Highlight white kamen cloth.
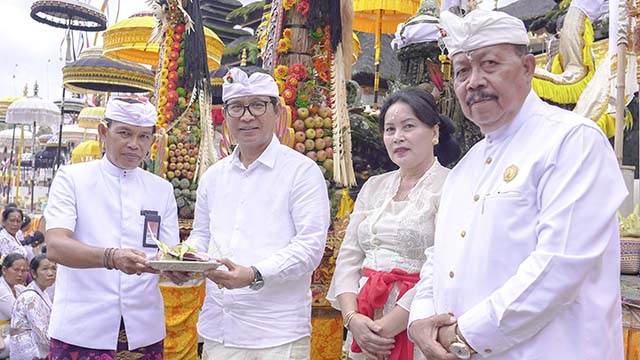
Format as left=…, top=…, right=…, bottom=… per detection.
left=440, top=9, right=529, bottom=57
left=391, top=15, right=440, bottom=49
left=409, top=91, right=627, bottom=359
left=10, top=282, right=52, bottom=360
left=187, top=135, right=330, bottom=349
left=45, top=157, right=179, bottom=350
left=327, top=160, right=449, bottom=360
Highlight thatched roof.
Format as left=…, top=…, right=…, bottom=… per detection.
left=352, top=32, right=399, bottom=89
left=498, top=0, right=557, bottom=22
left=226, top=1, right=264, bottom=29
left=200, top=0, right=250, bottom=44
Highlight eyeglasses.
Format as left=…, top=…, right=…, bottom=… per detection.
left=224, top=101, right=271, bottom=118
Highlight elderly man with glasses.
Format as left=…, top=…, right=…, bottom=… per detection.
left=181, top=67, right=330, bottom=359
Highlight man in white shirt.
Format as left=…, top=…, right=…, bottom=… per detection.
left=184, top=67, right=330, bottom=359
left=45, top=97, right=179, bottom=359
left=408, top=9, right=627, bottom=360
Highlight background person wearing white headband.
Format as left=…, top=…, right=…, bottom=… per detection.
left=408, top=9, right=627, bottom=360
left=45, top=96, right=179, bottom=359
left=181, top=67, right=330, bottom=359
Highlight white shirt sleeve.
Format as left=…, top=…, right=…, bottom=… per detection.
left=254, top=162, right=330, bottom=285
left=160, top=183, right=180, bottom=246
left=44, top=167, right=77, bottom=231
left=408, top=245, right=436, bottom=331
left=457, top=126, right=628, bottom=355
left=186, top=170, right=213, bottom=254
left=325, top=181, right=371, bottom=309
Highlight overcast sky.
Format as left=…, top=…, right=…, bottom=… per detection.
left=0, top=0, right=514, bottom=101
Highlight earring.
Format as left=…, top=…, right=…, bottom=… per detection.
left=432, top=138, right=439, bottom=145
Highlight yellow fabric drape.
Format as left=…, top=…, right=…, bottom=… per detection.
left=310, top=310, right=343, bottom=360
left=160, top=282, right=206, bottom=360
left=336, top=189, right=355, bottom=219
left=532, top=18, right=595, bottom=104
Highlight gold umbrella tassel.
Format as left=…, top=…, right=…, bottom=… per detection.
left=331, top=43, right=356, bottom=187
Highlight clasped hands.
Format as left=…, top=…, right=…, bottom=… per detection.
left=348, top=314, right=396, bottom=360
left=408, top=313, right=461, bottom=360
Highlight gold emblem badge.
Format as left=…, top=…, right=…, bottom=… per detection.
left=503, top=165, right=518, bottom=182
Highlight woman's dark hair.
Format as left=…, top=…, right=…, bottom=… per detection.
left=21, top=215, right=31, bottom=231
left=2, top=253, right=27, bottom=270
left=22, top=231, right=44, bottom=247
left=378, top=87, right=461, bottom=166
left=30, top=254, right=48, bottom=274
left=2, top=207, right=23, bottom=223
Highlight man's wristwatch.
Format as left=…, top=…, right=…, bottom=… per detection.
left=449, top=324, right=476, bottom=359
left=248, top=266, right=264, bottom=290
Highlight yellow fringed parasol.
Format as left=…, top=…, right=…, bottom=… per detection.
left=71, top=140, right=101, bottom=164
left=63, top=47, right=156, bottom=94
left=353, top=0, right=420, bottom=107
left=77, top=106, right=104, bottom=129
left=0, top=97, right=26, bottom=121
left=352, top=32, right=362, bottom=63
left=102, top=14, right=224, bottom=69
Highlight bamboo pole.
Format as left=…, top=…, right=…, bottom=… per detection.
left=615, top=0, right=629, bottom=164
left=15, top=125, right=23, bottom=203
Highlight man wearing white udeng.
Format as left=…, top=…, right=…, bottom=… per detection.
left=408, top=9, right=627, bottom=360
left=186, top=67, right=330, bottom=360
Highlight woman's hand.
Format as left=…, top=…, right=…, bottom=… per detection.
left=349, top=314, right=395, bottom=360
left=372, top=305, right=410, bottom=339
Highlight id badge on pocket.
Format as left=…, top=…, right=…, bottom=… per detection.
left=141, top=210, right=161, bottom=248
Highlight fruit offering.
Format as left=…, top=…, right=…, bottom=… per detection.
left=292, top=105, right=334, bottom=177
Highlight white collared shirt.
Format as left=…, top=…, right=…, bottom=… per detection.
left=409, top=91, right=627, bottom=359
left=45, top=157, right=179, bottom=350
left=188, top=135, right=330, bottom=348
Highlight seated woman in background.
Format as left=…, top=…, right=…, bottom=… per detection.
left=0, top=253, right=28, bottom=357
left=10, top=255, right=56, bottom=360
left=0, top=208, right=27, bottom=258
left=327, top=87, right=461, bottom=360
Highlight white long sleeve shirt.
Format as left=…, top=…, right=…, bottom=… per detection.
left=409, top=91, right=627, bottom=359
left=45, top=157, right=179, bottom=350
left=187, top=135, right=330, bottom=349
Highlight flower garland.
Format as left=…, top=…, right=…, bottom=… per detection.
left=277, top=28, right=293, bottom=53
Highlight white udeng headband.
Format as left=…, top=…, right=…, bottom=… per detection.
left=105, top=97, right=157, bottom=127
left=222, top=68, right=279, bottom=102
left=440, top=9, right=529, bottom=57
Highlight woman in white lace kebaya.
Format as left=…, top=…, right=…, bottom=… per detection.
left=10, top=255, right=56, bottom=360
left=0, top=207, right=27, bottom=258
left=0, top=253, right=28, bottom=357
left=327, top=87, right=461, bottom=360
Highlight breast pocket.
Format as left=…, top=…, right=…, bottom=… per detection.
left=479, top=191, right=538, bottom=271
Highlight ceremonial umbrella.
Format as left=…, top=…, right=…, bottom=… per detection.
left=59, top=124, right=98, bottom=144
left=30, top=0, right=107, bottom=173
left=0, top=97, right=26, bottom=121
left=102, top=14, right=224, bottom=69
left=77, top=106, right=104, bottom=129
left=30, top=0, right=107, bottom=32
left=63, top=47, right=155, bottom=94
left=71, top=140, right=100, bottom=164
left=6, top=97, right=60, bottom=209
left=353, top=0, right=420, bottom=107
